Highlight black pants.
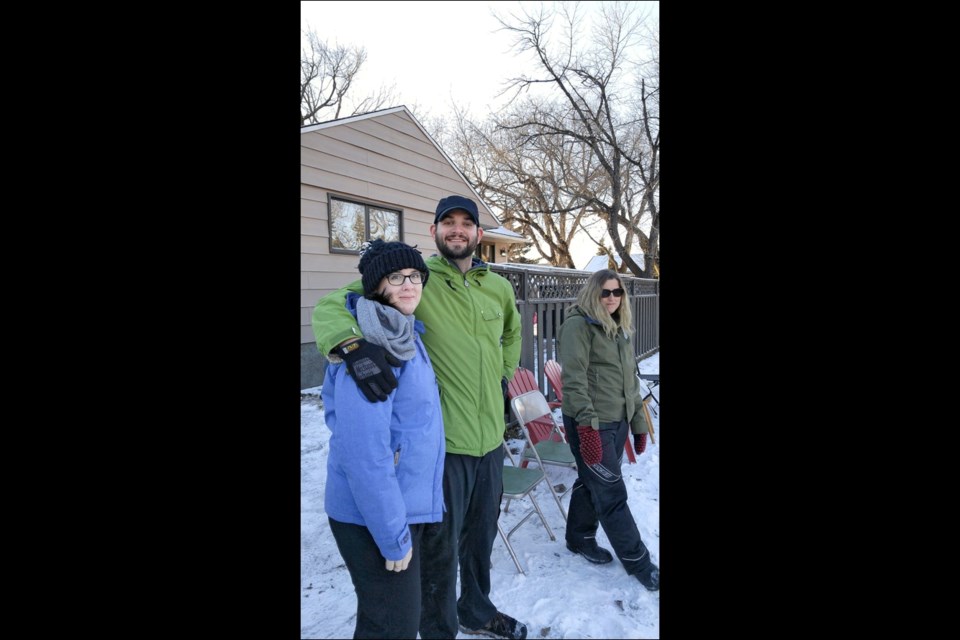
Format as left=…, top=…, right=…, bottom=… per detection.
left=419, top=448, right=504, bottom=638
left=329, top=518, right=426, bottom=639
left=563, top=415, right=652, bottom=576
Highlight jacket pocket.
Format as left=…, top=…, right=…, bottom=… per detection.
left=480, top=308, right=504, bottom=322
left=392, top=437, right=407, bottom=466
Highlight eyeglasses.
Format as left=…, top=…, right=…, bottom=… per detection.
left=600, top=288, right=624, bottom=298
left=386, top=272, right=425, bottom=286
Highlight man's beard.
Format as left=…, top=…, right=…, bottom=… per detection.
left=435, top=232, right=478, bottom=261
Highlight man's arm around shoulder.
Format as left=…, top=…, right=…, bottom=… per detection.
left=311, top=281, right=364, bottom=355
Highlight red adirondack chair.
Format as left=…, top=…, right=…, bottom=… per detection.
left=543, top=359, right=564, bottom=405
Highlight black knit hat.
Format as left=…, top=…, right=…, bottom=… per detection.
left=358, top=239, right=429, bottom=294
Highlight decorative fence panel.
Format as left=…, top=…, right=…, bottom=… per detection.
left=490, top=264, right=659, bottom=396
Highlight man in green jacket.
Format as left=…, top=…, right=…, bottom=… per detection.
left=312, top=195, right=526, bottom=640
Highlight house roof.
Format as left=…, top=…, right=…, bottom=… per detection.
left=481, top=225, right=529, bottom=245
left=301, top=106, right=503, bottom=230
left=581, top=252, right=645, bottom=272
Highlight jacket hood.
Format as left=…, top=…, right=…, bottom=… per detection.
left=427, top=254, right=491, bottom=277
left=566, top=304, right=602, bottom=326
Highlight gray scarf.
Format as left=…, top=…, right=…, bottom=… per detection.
left=355, top=297, right=417, bottom=362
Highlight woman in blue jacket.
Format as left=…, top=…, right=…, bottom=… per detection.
left=322, top=239, right=445, bottom=639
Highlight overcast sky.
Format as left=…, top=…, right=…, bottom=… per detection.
left=300, top=1, right=659, bottom=121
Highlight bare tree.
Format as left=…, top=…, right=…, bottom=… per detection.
left=491, top=1, right=659, bottom=277
left=445, top=100, right=601, bottom=268
left=300, top=29, right=399, bottom=126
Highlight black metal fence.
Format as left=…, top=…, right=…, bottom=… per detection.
left=490, top=263, right=660, bottom=395
left=302, top=263, right=660, bottom=391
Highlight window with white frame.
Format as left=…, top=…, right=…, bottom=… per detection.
left=328, top=196, right=402, bottom=252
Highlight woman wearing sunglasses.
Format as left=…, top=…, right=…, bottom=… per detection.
left=556, top=268, right=659, bottom=592
left=322, top=239, right=447, bottom=638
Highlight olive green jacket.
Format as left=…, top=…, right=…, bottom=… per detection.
left=556, top=305, right=649, bottom=435
left=312, top=255, right=521, bottom=457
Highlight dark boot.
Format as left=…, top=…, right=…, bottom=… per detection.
left=635, top=563, right=659, bottom=591
left=459, top=611, right=527, bottom=640
left=566, top=540, right=613, bottom=564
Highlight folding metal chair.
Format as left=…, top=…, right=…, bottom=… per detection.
left=636, top=365, right=659, bottom=444
left=498, top=440, right=556, bottom=575
left=635, top=385, right=657, bottom=445
left=505, top=367, right=559, bottom=433
left=638, top=373, right=660, bottom=417
left=509, top=390, right=577, bottom=521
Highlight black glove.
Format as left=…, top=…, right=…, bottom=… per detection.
left=502, top=377, right=510, bottom=413
left=337, top=339, right=400, bottom=402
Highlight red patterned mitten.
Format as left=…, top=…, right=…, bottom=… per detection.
left=576, top=426, right=603, bottom=465
left=633, top=432, right=647, bottom=455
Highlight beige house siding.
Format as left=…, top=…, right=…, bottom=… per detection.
left=301, top=107, right=512, bottom=383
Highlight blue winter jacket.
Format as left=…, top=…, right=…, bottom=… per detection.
left=323, top=293, right=445, bottom=562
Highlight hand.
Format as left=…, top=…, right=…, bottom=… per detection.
left=501, top=377, right=509, bottom=398
left=633, top=432, right=648, bottom=455
left=385, top=547, right=413, bottom=572
left=337, top=339, right=401, bottom=402
left=576, top=426, right=603, bottom=466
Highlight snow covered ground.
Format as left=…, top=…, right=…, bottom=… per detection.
left=301, top=354, right=660, bottom=639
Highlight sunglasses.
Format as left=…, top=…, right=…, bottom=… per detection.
left=600, top=288, right=624, bottom=298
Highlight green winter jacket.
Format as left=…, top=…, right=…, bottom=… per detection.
left=556, top=305, right=649, bottom=435
left=312, top=255, right=521, bottom=457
